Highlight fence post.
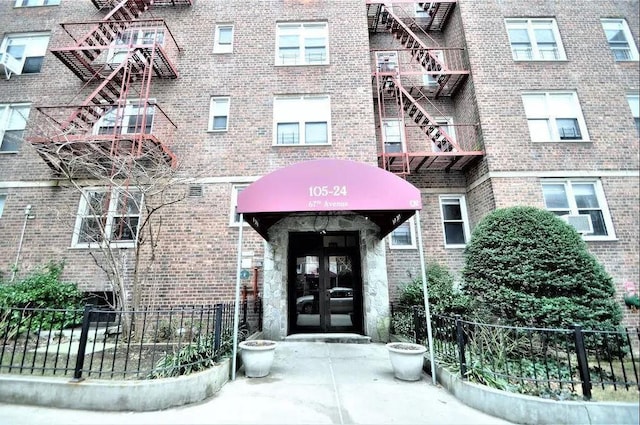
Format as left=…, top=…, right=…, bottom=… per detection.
left=213, top=303, right=223, bottom=352
left=455, top=315, right=467, bottom=379
left=412, top=306, right=419, bottom=343
left=72, top=305, right=92, bottom=381
left=573, top=324, right=592, bottom=400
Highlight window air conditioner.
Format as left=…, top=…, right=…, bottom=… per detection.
left=561, top=214, right=593, bottom=234
left=0, top=51, right=23, bottom=80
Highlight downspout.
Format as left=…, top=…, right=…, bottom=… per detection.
left=415, top=210, right=436, bottom=385
left=231, top=212, right=244, bottom=380
left=11, top=204, right=34, bottom=282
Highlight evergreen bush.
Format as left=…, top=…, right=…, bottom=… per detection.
left=462, top=206, right=622, bottom=331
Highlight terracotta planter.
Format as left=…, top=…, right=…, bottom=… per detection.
left=238, top=340, right=277, bottom=378
left=386, top=342, right=427, bottom=381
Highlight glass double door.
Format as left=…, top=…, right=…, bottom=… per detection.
left=289, top=232, right=363, bottom=334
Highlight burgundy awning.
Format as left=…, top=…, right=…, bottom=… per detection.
left=237, top=159, right=422, bottom=240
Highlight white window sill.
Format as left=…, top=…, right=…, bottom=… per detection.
left=389, top=245, right=417, bottom=250
left=69, top=243, right=136, bottom=249
left=207, top=129, right=228, bottom=133
left=0, top=151, right=19, bottom=154
left=272, top=143, right=331, bottom=147
left=613, top=58, right=639, bottom=62
left=531, top=139, right=591, bottom=143
left=275, top=63, right=330, bottom=67
left=513, top=59, right=568, bottom=62
left=583, top=236, right=618, bottom=242
left=444, top=244, right=467, bottom=249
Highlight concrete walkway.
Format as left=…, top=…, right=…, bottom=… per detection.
left=0, top=342, right=514, bottom=424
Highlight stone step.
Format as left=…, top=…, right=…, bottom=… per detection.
left=284, top=333, right=371, bottom=344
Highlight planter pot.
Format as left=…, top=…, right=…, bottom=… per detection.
left=238, top=340, right=277, bottom=378
left=386, top=342, right=427, bottom=381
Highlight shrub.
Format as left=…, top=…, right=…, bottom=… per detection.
left=397, top=263, right=470, bottom=316
left=0, top=261, right=83, bottom=333
left=462, top=207, right=622, bottom=331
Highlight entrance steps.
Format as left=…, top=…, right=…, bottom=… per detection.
left=284, top=333, right=371, bottom=344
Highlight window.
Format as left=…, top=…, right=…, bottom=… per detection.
left=522, top=92, right=589, bottom=142
left=439, top=195, right=470, bottom=247
left=214, top=24, right=234, bottom=53
left=108, top=29, right=164, bottom=64
left=209, top=97, right=230, bottom=131
left=505, top=19, right=565, bottom=60
left=601, top=19, right=639, bottom=61
left=0, top=194, right=6, bottom=218
left=276, top=22, right=328, bottom=65
left=72, top=189, right=142, bottom=247
left=542, top=179, right=615, bottom=239
left=15, top=0, right=60, bottom=6
left=0, top=33, right=50, bottom=76
left=376, top=51, right=398, bottom=73
left=94, top=100, right=154, bottom=135
left=422, top=50, right=445, bottom=86
left=627, top=94, right=639, bottom=134
left=389, top=217, right=416, bottom=249
left=382, top=119, right=404, bottom=153
left=273, top=95, right=330, bottom=145
left=230, top=184, right=248, bottom=226
left=431, top=117, right=456, bottom=152
left=0, top=103, right=30, bottom=152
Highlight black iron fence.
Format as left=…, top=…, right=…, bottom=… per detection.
left=0, top=303, right=245, bottom=380
left=412, top=307, right=640, bottom=400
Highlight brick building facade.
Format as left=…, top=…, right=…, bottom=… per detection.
left=0, top=0, right=638, bottom=341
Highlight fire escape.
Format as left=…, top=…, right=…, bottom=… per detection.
left=367, top=1, right=484, bottom=176
left=27, top=0, right=192, bottom=176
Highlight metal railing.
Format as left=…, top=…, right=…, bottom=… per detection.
left=1, top=303, right=244, bottom=380
left=411, top=308, right=640, bottom=400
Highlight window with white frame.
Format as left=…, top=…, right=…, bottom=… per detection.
left=505, top=19, right=566, bottom=61
left=209, top=97, right=230, bottom=131
left=230, top=184, right=248, bottom=226
left=0, top=194, right=6, bottom=218
left=16, top=0, right=60, bottom=7
left=0, top=33, right=50, bottom=76
left=422, top=50, right=445, bottom=86
left=522, top=92, right=589, bottom=142
left=627, top=94, right=639, bottom=134
left=214, top=24, right=234, bottom=53
left=382, top=119, right=404, bottom=153
left=601, top=19, right=639, bottom=61
left=276, top=22, right=328, bottom=65
left=274, top=95, right=330, bottom=145
left=0, top=103, right=30, bottom=153
left=107, top=29, right=165, bottom=64
left=431, top=117, right=456, bottom=152
left=542, top=179, right=615, bottom=238
left=389, top=216, right=416, bottom=249
left=94, top=100, right=154, bottom=135
left=15, top=0, right=60, bottom=6
left=439, top=195, right=470, bottom=247
left=72, top=189, right=142, bottom=247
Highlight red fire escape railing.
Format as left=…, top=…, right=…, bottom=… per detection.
left=367, top=1, right=484, bottom=175
left=27, top=0, right=188, bottom=176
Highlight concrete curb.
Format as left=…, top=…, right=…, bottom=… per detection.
left=0, top=358, right=231, bottom=412
left=428, top=361, right=639, bottom=425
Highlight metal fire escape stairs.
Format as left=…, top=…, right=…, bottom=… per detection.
left=28, top=0, right=189, bottom=176
left=368, top=1, right=482, bottom=175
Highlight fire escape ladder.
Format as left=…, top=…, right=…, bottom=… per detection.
left=70, top=0, right=151, bottom=63
left=367, top=3, right=383, bottom=33
left=60, top=60, right=131, bottom=132
left=381, top=6, right=450, bottom=96
left=394, top=80, right=460, bottom=152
